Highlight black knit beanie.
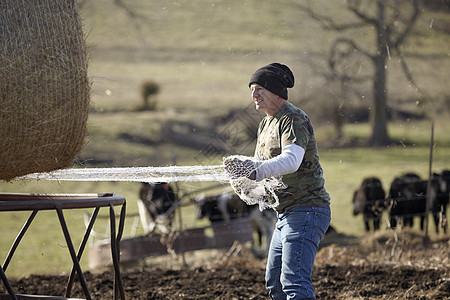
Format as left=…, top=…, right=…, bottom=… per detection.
left=248, top=63, right=295, bottom=100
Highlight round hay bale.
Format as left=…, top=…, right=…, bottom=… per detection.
left=0, top=1, right=90, bottom=181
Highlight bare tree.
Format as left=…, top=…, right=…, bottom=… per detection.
left=297, top=0, right=421, bottom=146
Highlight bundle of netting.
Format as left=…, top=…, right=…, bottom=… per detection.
left=0, top=0, right=90, bottom=181
left=223, top=155, right=285, bottom=211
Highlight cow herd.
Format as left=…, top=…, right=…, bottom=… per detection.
left=135, top=169, right=449, bottom=255
left=353, top=170, right=449, bottom=233
left=136, top=182, right=277, bottom=250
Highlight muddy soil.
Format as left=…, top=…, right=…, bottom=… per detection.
left=2, top=230, right=449, bottom=299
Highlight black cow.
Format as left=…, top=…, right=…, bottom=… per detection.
left=440, top=170, right=450, bottom=194
left=388, top=173, right=428, bottom=230
left=195, top=192, right=248, bottom=223
left=352, top=177, right=386, bottom=231
left=195, top=192, right=277, bottom=250
left=388, top=171, right=449, bottom=233
left=429, top=170, right=449, bottom=233
left=440, top=170, right=450, bottom=232
left=137, top=182, right=177, bottom=234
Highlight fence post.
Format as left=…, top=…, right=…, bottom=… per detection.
left=424, top=122, right=434, bottom=246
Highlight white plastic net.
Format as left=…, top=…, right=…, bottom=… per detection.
left=19, top=165, right=228, bottom=183
left=20, top=156, right=285, bottom=211
left=223, top=155, right=285, bottom=211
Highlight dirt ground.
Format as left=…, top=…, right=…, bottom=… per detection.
left=2, top=229, right=449, bottom=299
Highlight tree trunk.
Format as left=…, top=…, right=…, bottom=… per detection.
left=370, top=55, right=390, bottom=146
left=370, top=0, right=390, bottom=146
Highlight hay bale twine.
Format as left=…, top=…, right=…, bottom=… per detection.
left=0, top=0, right=90, bottom=181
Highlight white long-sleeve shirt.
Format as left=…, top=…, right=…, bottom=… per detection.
left=254, top=143, right=305, bottom=181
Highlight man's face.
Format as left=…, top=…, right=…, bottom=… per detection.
left=250, top=84, right=283, bottom=116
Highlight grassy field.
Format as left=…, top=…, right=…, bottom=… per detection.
left=1, top=0, right=449, bottom=278
left=1, top=120, right=449, bottom=278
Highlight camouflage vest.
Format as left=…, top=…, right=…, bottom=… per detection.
left=254, top=102, right=330, bottom=212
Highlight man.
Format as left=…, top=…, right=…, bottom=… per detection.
left=225, top=63, right=331, bottom=299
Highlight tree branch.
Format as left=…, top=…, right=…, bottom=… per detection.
left=391, top=0, right=421, bottom=49
left=111, top=0, right=151, bottom=44
left=395, top=48, right=428, bottom=97
left=330, top=37, right=374, bottom=62
left=293, top=1, right=369, bottom=31
left=114, top=0, right=139, bottom=19
left=347, top=0, right=378, bottom=25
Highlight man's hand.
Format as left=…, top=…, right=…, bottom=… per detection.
left=223, top=156, right=256, bottom=180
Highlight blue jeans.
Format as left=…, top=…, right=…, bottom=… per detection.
left=265, top=206, right=331, bottom=299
